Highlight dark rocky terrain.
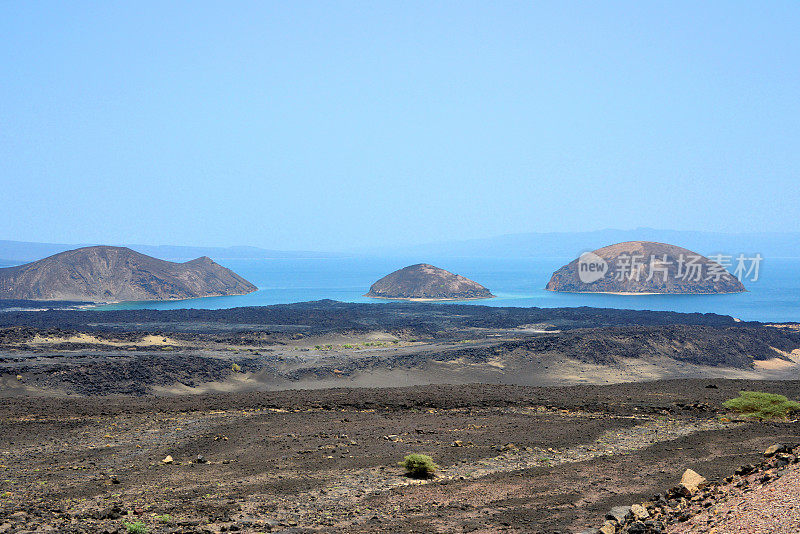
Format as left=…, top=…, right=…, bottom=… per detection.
left=0, top=246, right=257, bottom=302
left=0, top=299, right=744, bottom=331
left=579, top=439, right=800, bottom=533
left=0, top=381, right=799, bottom=533
left=546, top=241, right=746, bottom=294
left=365, top=264, right=493, bottom=300
left=2, top=322, right=799, bottom=396
left=1, top=302, right=799, bottom=532
left=0, top=301, right=797, bottom=395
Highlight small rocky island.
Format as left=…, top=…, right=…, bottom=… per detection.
left=0, top=246, right=257, bottom=302
left=546, top=241, right=746, bottom=294
left=365, top=263, right=494, bottom=300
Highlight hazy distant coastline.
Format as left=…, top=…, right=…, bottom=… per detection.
left=4, top=229, right=800, bottom=264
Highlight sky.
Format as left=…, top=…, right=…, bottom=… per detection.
left=2, top=2, right=799, bottom=251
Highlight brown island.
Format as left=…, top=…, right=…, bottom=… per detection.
left=365, top=263, right=494, bottom=301
left=0, top=245, right=257, bottom=303
left=546, top=241, right=746, bottom=294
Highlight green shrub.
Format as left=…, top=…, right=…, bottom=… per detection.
left=156, top=514, right=171, bottom=523
left=399, top=453, right=439, bottom=478
left=723, top=391, right=800, bottom=420
left=231, top=362, right=242, bottom=373
left=122, top=521, right=148, bottom=534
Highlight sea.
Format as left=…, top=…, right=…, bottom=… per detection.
left=96, top=256, right=800, bottom=323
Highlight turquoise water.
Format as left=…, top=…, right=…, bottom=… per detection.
left=97, top=257, right=800, bottom=322
left=96, top=257, right=800, bottom=322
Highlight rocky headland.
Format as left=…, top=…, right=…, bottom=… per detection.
left=0, top=246, right=257, bottom=303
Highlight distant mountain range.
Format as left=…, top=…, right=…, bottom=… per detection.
left=1, top=229, right=798, bottom=267
left=355, top=228, right=800, bottom=259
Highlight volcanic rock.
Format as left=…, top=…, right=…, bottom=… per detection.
left=764, top=444, right=790, bottom=457
left=365, top=264, right=493, bottom=300
left=679, top=468, right=707, bottom=495
left=606, top=505, right=632, bottom=523
left=630, top=503, right=649, bottom=521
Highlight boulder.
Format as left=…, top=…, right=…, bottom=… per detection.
left=764, top=444, right=790, bottom=457
left=630, top=503, right=649, bottom=521
left=605, top=505, right=631, bottom=523
left=95, top=506, right=122, bottom=520
left=735, top=464, right=756, bottom=476
left=679, top=469, right=707, bottom=495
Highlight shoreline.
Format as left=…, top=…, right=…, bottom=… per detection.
left=364, top=294, right=496, bottom=302
left=544, top=288, right=747, bottom=296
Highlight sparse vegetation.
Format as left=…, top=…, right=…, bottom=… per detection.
left=155, top=513, right=171, bottom=523
left=122, top=521, right=148, bottom=534
left=231, top=362, right=242, bottom=373
left=399, top=453, right=439, bottom=478
left=723, top=391, right=800, bottom=420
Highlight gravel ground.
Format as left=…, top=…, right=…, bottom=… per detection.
left=1, top=381, right=799, bottom=533
left=668, top=463, right=800, bottom=534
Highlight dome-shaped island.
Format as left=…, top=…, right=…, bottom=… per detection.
left=546, top=241, right=746, bottom=294
left=365, top=263, right=494, bottom=301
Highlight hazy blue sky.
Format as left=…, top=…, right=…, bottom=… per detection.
left=2, top=2, right=799, bottom=250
